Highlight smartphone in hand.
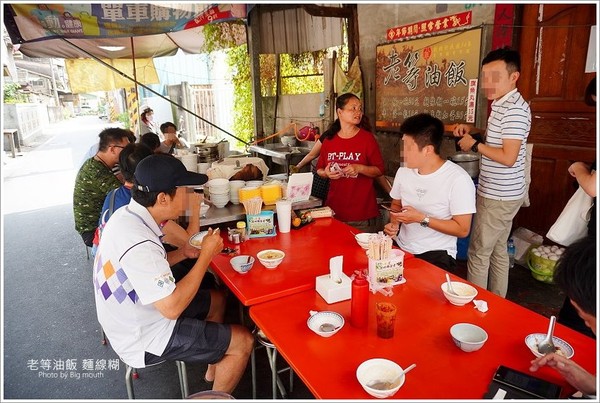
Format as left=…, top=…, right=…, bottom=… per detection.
left=380, top=202, right=404, bottom=213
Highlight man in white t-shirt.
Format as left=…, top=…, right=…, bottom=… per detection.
left=93, top=154, right=253, bottom=394
left=383, top=113, right=476, bottom=272
left=453, top=47, right=531, bottom=297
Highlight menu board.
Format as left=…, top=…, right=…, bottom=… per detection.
left=376, top=28, right=482, bottom=131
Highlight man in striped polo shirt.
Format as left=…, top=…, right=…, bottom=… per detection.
left=453, top=47, right=531, bottom=297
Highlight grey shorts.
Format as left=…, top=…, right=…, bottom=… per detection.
left=145, top=290, right=231, bottom=365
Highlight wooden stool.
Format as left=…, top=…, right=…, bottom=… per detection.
left=3, top=129, right=21, bottom=158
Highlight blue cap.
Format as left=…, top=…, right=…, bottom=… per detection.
left=134, top=154, right=207, bottom=192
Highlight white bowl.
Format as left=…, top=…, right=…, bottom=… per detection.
left=189, top=231, right=208, bottom=249
left=307, top=310, right=344, bottom=337
left=230, top=255, right=255, bottom=274
left=524, top=333, right=574, bottom=359
left=355, top=233, right=376, bottom=250
left=229, top=180, right=246, bottom=189
left=356, top=358, right=405, bottom=398
left=205, top=178, right=230, bottom=189
left=257, top=249, right=285, bottom=269
left=441, top=281, right=478, bottom=306
left=450, top=323, right=488, bottom=352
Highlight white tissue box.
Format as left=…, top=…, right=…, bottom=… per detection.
left=316, top=273, right=351, bottom=304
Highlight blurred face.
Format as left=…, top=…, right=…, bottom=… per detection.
left=338, top=97, right=363, bottom=126
left=164, top=126, right=177, bottom=135
left=481, top=60, right=519, bottom=101
left=107, top=137, right=129, bottom=165
left=165, top=187, right=189, bottom=219
left=402, top=134, right=426, bottom=169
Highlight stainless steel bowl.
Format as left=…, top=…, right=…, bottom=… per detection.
left=450, top=152, right=480, bottom=178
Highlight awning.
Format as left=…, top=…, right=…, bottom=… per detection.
left=3, top=3, right=249, bottom=59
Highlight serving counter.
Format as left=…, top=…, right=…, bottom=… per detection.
left=199, top=196, right=322, bottom=228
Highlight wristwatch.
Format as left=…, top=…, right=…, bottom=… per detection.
left=471, top=140, right=481, bottom=153
left=420, top=215, right=430, bottom=228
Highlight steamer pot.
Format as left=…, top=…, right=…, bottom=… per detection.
left=450, top=152, right=480, bottom=178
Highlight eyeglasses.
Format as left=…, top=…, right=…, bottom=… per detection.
left=111, top=145, right=125, bottom=149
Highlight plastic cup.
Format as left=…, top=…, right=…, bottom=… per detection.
left=376, top=302, right=397, bottom=339
left=275, top=199, right=292, bottom=233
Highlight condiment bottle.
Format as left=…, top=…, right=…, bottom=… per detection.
left=351, top=272, right=369, bottom=328
left=236, top=221, right=246, bottom=242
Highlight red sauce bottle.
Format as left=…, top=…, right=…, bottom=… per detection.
left=351, top=273, right=369, bottom=328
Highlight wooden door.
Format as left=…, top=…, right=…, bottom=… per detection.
left=514, top=4, right=596, bottom=235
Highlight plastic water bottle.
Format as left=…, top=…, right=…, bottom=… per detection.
left=507, top=238, right=516, bottom=268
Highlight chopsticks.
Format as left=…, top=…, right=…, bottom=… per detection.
left=242, top=197, right=263, bottom=215
left=367, top=232, right=393, bottom=260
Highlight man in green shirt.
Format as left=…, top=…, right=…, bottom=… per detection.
left=73, top=127, right=132, bottom=247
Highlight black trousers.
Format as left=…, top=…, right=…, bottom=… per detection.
left=81, top=231, right=95, bottom=248
left=414, top=250, right=457, bottom=273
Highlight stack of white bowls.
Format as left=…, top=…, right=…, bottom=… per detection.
left=205, top=178, right=230, bottom=208
left=197, top=162, right=211, bottom=174
left=229, top=180, right=246, bottom=205
left=180, top=154, right=199, bottom=172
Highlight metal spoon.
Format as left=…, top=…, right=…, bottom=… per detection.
left=445, top=273, right=459, bottom=296
left=367, top=363, right=416, bottom=390
left=537, top=315, right=557, bottom=354
left=319, top=323, right=340, bottom=332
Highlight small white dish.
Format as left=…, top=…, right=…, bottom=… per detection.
left=355, top=233, right=376, bottom=250
left=230, top=255, right=254, bottom=274
left=525, top=333, right=574, bottom=359
left=307, top=310, right=344, bottom=337
left=189, top=231, right=208, bottom=249
left=441, top=281, right=478, bottom=306
left=256, top=249, right=285, bottom=269
left=450, top=323, right=488, bottom=352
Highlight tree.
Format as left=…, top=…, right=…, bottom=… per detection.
left=3, top=82, right=28, bottom=104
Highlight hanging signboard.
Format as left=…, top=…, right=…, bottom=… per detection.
left=375, top=28, right=483, bottom=131
left=8, top=3, right=250, bottom=40
left=386, top=11, right=472, bottom=42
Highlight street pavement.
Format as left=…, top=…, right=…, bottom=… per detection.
left=1, top=116, right=304, bottom=400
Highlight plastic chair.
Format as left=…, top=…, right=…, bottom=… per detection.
left=124, top=360, right=189, bottom=399
left=251, top=327, right=293, bottom=399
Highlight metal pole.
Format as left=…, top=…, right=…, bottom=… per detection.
left=48, top=58, right=60, bottom=106
left=131, top=37, right=140, bottom=136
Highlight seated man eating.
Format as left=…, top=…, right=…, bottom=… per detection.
left=93, top=154, right=253, bottom=393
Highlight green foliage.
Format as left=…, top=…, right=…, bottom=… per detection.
left=202, top=21, right=255, bottom=146
left=200, top=20, right=348, bottom=145
left=117, top=112, right=130, bottom=129
left=3, top=82, right=28, bottom=103
left=228, top=44, right=254, bottom=147
left=280, top=51, right=326, bottom=94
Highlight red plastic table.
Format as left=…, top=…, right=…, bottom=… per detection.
left=249, top=258, right=597, bottom=399
left=209, top=218, right=392, bottom=306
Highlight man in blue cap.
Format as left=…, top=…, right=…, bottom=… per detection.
left=93, top=154, right=253, bottom=394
